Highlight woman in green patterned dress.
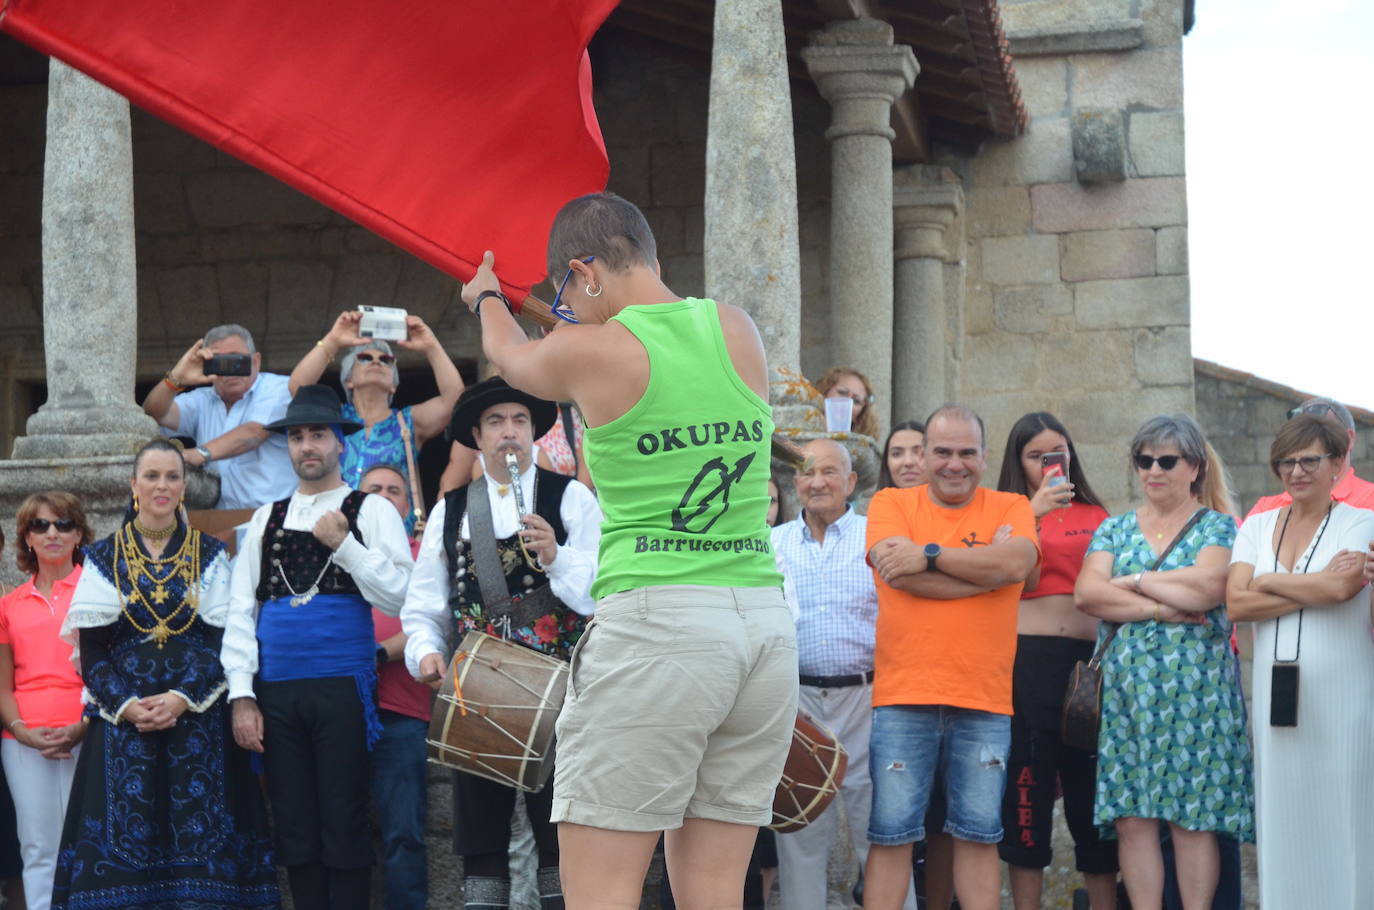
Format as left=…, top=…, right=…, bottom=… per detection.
left=1073, top=414, right=1254, bottom=910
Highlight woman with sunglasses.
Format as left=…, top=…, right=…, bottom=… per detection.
left=51, top=438, right=279, bottom=910
left=291, top=310, right=465, bottom=510
left=1074, top=414, right=1253, bottom=910
left=994, top=413, right=1118, bottom=910
left=0, top=492, right=92, bottom=910
left=1225, top=415, right=1374, bottom=907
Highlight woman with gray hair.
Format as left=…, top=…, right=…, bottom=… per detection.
left=290, top=310, right=465, bottom=523
left=1073, top=413, right=1254, bottom=910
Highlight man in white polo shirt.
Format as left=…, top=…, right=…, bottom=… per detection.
left=142, top=323, right=296, bottom=509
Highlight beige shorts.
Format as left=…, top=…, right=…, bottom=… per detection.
left=550, top=584, right=798, bottom=831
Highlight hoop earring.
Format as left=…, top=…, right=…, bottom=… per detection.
left=133, top=493, right=140, bottom=514
left=586, top=284, right=603, bottom=298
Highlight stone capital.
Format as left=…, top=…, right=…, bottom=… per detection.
left=802, top=19, right=918, bottom=142
left=893, top=182, right=963, bottom=262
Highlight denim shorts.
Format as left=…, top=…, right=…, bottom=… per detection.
left=867, top=705, right=1011, bottom=845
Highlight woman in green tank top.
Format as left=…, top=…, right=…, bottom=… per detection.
left=457, top=192, right=798, bottom=910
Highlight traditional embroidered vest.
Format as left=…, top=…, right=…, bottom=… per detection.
left=255, top=490, right=368, bottom=602
left=441, top=468, right=583, bottom=658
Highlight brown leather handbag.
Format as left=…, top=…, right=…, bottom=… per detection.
left=1060, top=508, right=1208, bottom=752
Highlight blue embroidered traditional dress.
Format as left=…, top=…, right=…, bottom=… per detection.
left=52, top=524, right=279, bottom=910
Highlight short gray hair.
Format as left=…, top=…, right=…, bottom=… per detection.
left=1130, top=413, right=1208, bottom=495
left=339, top=340, right=401, bottom=405
left=204, top=324, right=256, bottom=354
left=803, top=437, right=852, bottom=474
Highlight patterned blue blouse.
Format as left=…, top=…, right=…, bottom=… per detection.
left=340, top=403, right=417, bottom=530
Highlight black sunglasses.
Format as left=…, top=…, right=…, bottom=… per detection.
left=355, top=352, right=395, bottom=365
left=29, top=517, right=78, bottom=534
left=1133, top=454, right=1184, bottom=471
left=1286, top=403, right=1337, bottom=421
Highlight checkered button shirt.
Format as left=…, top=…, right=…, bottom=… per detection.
left=771, top=507, right=877, bottom=677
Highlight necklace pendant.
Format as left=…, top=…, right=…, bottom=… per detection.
left=150, top=585, right=169, bottom=605
left=291, top=584, right=320, bottom=608
left=151, top=623, right=170, bottom=647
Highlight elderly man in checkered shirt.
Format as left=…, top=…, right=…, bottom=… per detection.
left=771, top=438, right=916, bottom=910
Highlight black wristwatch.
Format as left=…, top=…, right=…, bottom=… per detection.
left=376, top=645, right=388, bottom=667
left=923, top=543, right=941, bottom=571
left=473, top=290, right=512, bottom=316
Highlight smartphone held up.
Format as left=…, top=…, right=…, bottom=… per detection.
left=1041, top=451, right=1070, bottom=488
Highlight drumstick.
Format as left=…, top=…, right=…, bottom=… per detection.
left=516, top=292, right=805, bottom=471
left=416, top=671, right=442, bottom=684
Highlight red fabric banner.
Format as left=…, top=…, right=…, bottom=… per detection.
left=1, top=0, right=617, bottom=303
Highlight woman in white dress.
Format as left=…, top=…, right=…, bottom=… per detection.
left=1226, top=414, right=1374, bottom=908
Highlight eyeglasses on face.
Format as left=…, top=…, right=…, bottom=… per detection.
left=1133, top=453, right=1184, bottom=471
left=551, top=256, right=595, bottom=324
left=1272, top=453, right=1333, bottom=475
left=355, top=352, right=395, bottom=365
left=28, top=517, right=78, bottom=534
left=1287, top=403, right=1335, bottom=421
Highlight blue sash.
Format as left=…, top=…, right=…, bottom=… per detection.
left=258, top=593, right=382, bottom=748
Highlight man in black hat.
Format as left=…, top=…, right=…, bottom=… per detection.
left=221, top=384, right=414, bottom=910
left=401, top=377, right=602, bottom=910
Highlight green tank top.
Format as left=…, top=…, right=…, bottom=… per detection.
left=584, top=298, right=781, bottom=599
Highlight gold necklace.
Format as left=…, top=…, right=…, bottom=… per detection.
left=133, top=518, right=175, bottom=540
left=113, top=525, right=202, bottom=647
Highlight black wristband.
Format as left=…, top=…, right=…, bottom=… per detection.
left=473, top=290, right=511, bottom=316
left=376, top=645, right=388, bottom=666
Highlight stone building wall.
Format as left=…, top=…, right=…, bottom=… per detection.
left=934, top=0, right=1195, bottom=512
left=1195, top=358, right=1374, bottom=516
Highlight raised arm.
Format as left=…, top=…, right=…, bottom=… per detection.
left=398, top=315, right=465, bottom=445
left=143, top=340, right=210, bottom=428
left=290, top=311, right=365, bottom=396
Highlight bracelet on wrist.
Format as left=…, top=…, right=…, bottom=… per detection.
left=8, top=719, right=25, bottom=732
left=473, top=290, right=512, bottom=316
left=1133, top=571, right=1144, bottom=594
left=315, top=339, right=336, bottom=359
left=162, top=372, right=186, bottom=393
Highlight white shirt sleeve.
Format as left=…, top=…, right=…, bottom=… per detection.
left=240, top=372, right=292, bottom=427
left=1230, top=511, right=1261, bottom=567
left=220, top=503, right=273, bottom=700
left=545, top=480, right=603, bottom=616
left=402, top=499, right=454, bottom=676
left=334, top=494, right=415, bottom=616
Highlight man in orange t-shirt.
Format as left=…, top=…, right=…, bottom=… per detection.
left=861, top=406, right=1039, bottom=910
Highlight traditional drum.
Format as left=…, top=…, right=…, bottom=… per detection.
left=770, top=713, right=848, bottom=833
left=426, top=630, right=569, bottom=792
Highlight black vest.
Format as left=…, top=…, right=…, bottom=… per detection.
left=255, top=490, right=368, bottom=602
left=441, top=468, right=573, bottom=615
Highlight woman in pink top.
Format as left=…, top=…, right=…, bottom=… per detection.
left=0, top=491, right=91, bottom=910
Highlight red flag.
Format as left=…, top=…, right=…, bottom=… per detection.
left=1, top=0, right=616, bottom=304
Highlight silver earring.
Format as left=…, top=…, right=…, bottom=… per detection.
left=586, top=284, right=602, bottom=298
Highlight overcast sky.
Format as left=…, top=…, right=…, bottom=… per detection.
left=1185, top=0, right=1374, bottom=410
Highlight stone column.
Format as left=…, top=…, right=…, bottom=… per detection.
left=703, top=0, right=801, bottom=377
left=12, top=60, right=156, bottom=459
left=892, top=169, right=962, bottom=425
left=802, top=19, right=917, bottom=437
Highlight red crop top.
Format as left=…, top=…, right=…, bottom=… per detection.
left=1027, top=500, right=1109, bottom=598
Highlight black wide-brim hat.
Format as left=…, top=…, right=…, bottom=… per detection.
left=265, top=384, right=364, bottom=434
left=448, top=377, right=558, bottom=450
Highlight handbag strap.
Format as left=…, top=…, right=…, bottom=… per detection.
left=1089, top=507, right=1210, bottom=669
left=397, top=409, right=426, bottom=531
